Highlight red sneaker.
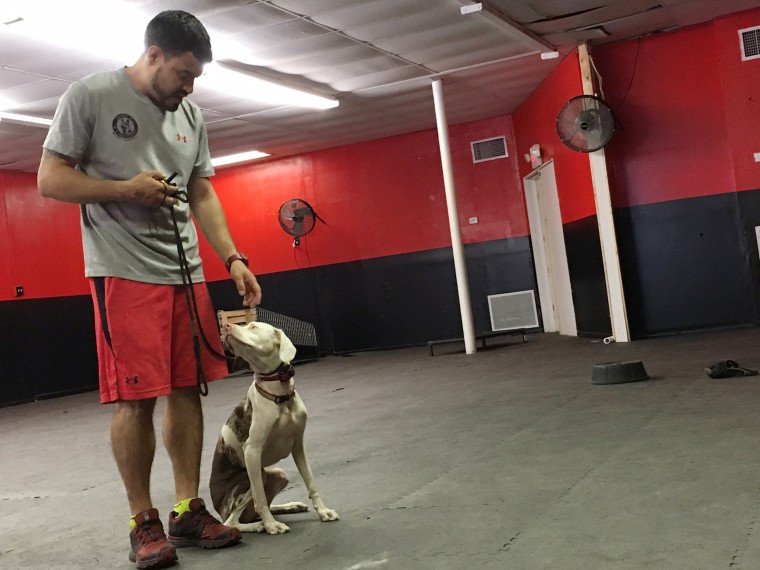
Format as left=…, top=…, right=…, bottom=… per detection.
left=168, top=498, right=242, bottom=549
left=128, top=508, right=178, bottom=569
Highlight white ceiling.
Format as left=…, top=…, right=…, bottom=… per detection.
left=0, top=0, right=756, bottom=172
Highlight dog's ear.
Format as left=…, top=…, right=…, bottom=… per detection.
left=276, top=328, right=297, bottom=364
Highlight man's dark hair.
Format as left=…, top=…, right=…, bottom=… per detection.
left=144, top=11, right=212, bottom=63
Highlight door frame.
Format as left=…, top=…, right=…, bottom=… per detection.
left=523, top=160, right=577, bottom=336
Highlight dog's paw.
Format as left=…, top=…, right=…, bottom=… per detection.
left=272, top=501, right=309, bottom=514
left=316, top=507, right=339, bottom=522
left=261, top=520, right=291, bottom=534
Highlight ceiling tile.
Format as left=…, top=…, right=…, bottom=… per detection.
left=346, top=6, right=463, bottom=43
left=202, top=2, right=298, bottom=35
left=0, top=79, right=68, bottom=112
left=228, top=16, right=331, bottom=56
left=268, top=0, right=359, bottom=16
left=528, top=0, right=665, bottom=34
left=0, top=68, right=44, bottom=91
left=0, top=0, right=756, bottom=172
left=310, top=0, right=450, bottom=30
left=665, top=0, right=760, bottom=26
left=331, top=65, right=429, bottom=93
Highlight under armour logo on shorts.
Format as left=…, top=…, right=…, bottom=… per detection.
left=125, top=375, right=139, bottom=385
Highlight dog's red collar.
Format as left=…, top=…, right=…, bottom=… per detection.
left=255, top=382, right=295, bottom=404
left=255, top=365, right=295, bottom=383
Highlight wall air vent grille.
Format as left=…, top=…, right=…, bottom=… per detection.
left=471, top=136, right=507, bottom=163
left=488, top=290, right=539, bottom=331
left=739, top=26, right=760, bottom=61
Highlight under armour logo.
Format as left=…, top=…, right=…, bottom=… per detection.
left=125, top=375, right=139, bottom=385
left=177, top=134, right=187, bottom=143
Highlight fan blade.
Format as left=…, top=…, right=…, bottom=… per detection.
left=301, top=215, right=315, bottom=235
left=292, top=206, right=313, bottom=217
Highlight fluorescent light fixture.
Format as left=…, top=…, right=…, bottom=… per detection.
left=0, top=112, right=53, bottom=127
left=202, top=62, right=338, bottom=110
left=211, top=150, right=270, bottom=168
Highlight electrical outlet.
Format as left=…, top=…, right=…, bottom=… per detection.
left=469, top=216, right=479, bottom=224
left=15, top=285, right=23, bottom=297
left=754, top=152, right=760, bottom=163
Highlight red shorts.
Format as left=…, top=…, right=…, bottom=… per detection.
left=90, top=277, right=229, bottom=403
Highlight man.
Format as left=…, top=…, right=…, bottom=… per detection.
left=37, top=11, right=257, bottom=569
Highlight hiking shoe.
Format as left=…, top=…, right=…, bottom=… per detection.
left=168, top=498, right=242, bottom=549
left=129, top=508, right=178, bottom=569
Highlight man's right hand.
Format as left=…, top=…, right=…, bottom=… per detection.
left=124, top=170, right=178, bottom=208
left=38, top=153, right=179, bottom=207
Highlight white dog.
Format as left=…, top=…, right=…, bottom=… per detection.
left=210, top=321, right=339, bottom=534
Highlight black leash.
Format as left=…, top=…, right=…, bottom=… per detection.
left=163, top=173, right=231, bottom=396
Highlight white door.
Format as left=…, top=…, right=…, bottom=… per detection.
left=523, top=161, right=577, bottom=336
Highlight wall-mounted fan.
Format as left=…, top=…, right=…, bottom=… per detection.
left=556, top=95, right=616, bottom=153
left=277, top=199, right=323, bottom=246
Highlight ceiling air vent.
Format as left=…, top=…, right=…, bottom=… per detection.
left=471, top=136, right=507, bottom=163
left=739, top=26, right=760, bottom=61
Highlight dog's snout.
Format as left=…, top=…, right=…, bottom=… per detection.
left=221, top=323, right=233, bottom=347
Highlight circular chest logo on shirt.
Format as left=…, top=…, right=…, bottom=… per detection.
left=112, top=114, right=138, bottom=140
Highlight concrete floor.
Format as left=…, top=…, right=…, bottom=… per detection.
left=4, top=329, right=760, bottom=569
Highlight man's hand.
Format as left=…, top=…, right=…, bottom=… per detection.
left=38, top=153, right=173, bottom=206
left=124, top=170, right=177, bottom=208
left=230, top=262, right=262, bottom=307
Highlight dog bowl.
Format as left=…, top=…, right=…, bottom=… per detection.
left=592, top=360, right=649, bottom=385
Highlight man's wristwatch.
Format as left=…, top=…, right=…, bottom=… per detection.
left=225, top=252, right=249, bottom=272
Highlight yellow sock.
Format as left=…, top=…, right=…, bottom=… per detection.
left=173, top=498, right=194, bottom=517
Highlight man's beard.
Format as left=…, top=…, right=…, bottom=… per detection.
left=150, top=80, right=183, bottom=112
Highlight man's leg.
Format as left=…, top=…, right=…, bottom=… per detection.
left=163, top=386, right=203, bottom=501
left=111, top=398, right=157, bottom=514
left=163, top=385, right=242, bottom=549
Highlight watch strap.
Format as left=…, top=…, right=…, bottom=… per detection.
left=225, top=252, right=249, bottom=272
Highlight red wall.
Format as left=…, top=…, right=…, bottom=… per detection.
left=1, top=113, right=528, bottom=299
left=594, top=10, right=760, bottom=208
left=0, top=171, right=86, bottom=301
left=201, top=114, right=527, bottom=281
left=715, top=9, right=760, bottom=193
left=512, top=52, right=597, bottom=224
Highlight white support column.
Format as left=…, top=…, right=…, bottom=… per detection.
left=578, top=43, right=630, bottom=343
left=431, top=78, right=476, bottom=354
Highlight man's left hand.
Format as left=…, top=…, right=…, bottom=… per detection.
left=230, top=263, right=262, bottom=307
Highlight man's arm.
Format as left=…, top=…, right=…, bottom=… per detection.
left=189, top=176, right=262, bottom=306
left=37, top=148, right=177, bottom=208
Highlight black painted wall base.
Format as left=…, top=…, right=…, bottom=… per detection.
left=209, top=237, right=539, bottom=354
left=615, top=192, right=756, bottom=338
left=2, top=237, right=539, bottom=406
left=0, top=296, right=98, bottom=407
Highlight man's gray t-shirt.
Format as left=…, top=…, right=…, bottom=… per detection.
left=43, top=68, right=215, bottom=284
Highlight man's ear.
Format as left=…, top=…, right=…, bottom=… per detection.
left=276, top=328, right=297, bottom=364
left=146, top=45, right=164, bottom=65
